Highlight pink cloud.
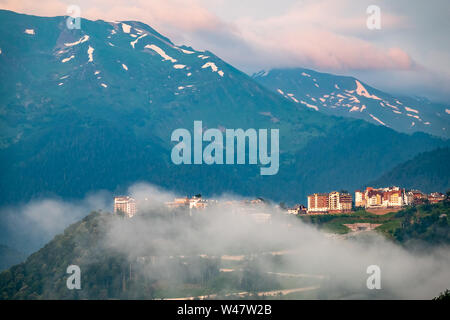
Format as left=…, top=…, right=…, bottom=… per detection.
left=0, top=0, right=221, bottom=33
left=0, top=0, right=66, bottom=16
left=0, top=0, right=413, bottom=71
left=229, top=0, right=413, bottom=71
left=82, top=0, right=221, bottom=33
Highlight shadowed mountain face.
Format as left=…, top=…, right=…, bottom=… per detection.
left=253, top=68, right=450, bottom=138
left=0, top=9, right=448, bottom=206
left=369, top=147, right=450, bottom=193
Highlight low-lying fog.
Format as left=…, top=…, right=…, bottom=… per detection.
left=1, top=182, right=449, bottom=299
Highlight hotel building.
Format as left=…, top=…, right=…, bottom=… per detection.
left=114, top=196, right=137, bottom=218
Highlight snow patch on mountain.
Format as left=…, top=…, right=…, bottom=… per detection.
left=287, top=94, right=299, bottom=103
left=349, top=96, right=360, bottom=103
left=300, top=101, right=318, bottom=111
left=369, top=114, right=386, bottom=126
left=404, top=106, right=419, bottom=114
left=87, top=46, right=94, bottom=62
left=180, top=48, right=194, bottom=54
left=64, top=35, right=89, bottom=47
left=145, top=44, right=177, bottom=63
left=384, top=101, right=399, bottom=110
left=121, top=23, right=131, bottom=33
left=355, top=80, right=381, bottom=100
left=130, top=34, right=147, bottom=48
left=202, top=62, right=217, bottom=71
left=201, top=62, right=223, bottom=76
left=61, top=55, right=75, bottom=63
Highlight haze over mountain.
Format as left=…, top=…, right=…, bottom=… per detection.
left=0, top=9, right=448, bottom=208
left=253, top=68, right=450, bottom=138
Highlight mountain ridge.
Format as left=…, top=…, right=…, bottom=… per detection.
left=253, top=67, right=450, bottom=138
left=0, top=9, right=448, bottom=208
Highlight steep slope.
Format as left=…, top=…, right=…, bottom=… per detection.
left=0, top=10, right=447, bottom=207
left=368, top=147, right=450, bottom=193
left=0, top=212, right=133, bottom=299
left=253, top=68, right=450, bottom=138
left=0, top=245, right=25, bottom=271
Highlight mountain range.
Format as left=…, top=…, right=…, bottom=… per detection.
left=253, top=68, right=450, bottom=138
left=0, top=9, right=449, bottom=209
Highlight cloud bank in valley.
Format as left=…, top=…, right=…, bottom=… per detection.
left=0, top=182, right=449, bottom=298
left=0, top=191, right=112, bottom=253
left=0, top=181, right=449, bottom=299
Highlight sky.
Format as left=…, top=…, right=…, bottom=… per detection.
left=1, top=0, right=450, bottom=102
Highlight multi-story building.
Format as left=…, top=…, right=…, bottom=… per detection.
left=355, top=190, right=365, bottom=207
left=114, top=196, right=137, bottom=218
left=357, top=186, right=408, bottom=209
left=166, top=197, right=189, bottom=209
left=408, top=190, right=428, bottom=205
left=383, top=189, right=403, bottom=207
left=359, top=187, right=444, bottom=209
left=307, top=193, right=329, bottom=214
left=189, top=195, right=208, bottom=209
left=287, top=204, right=307, bottom=215
left=328, top=191, right=352, bottom=213
left=428, top=192, right=445, bottom=204
left=366, top=188, right=384, bottom=208
left=165, top=195, right=212, bottom=210
left=307, top=192, right=352, bottom=214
